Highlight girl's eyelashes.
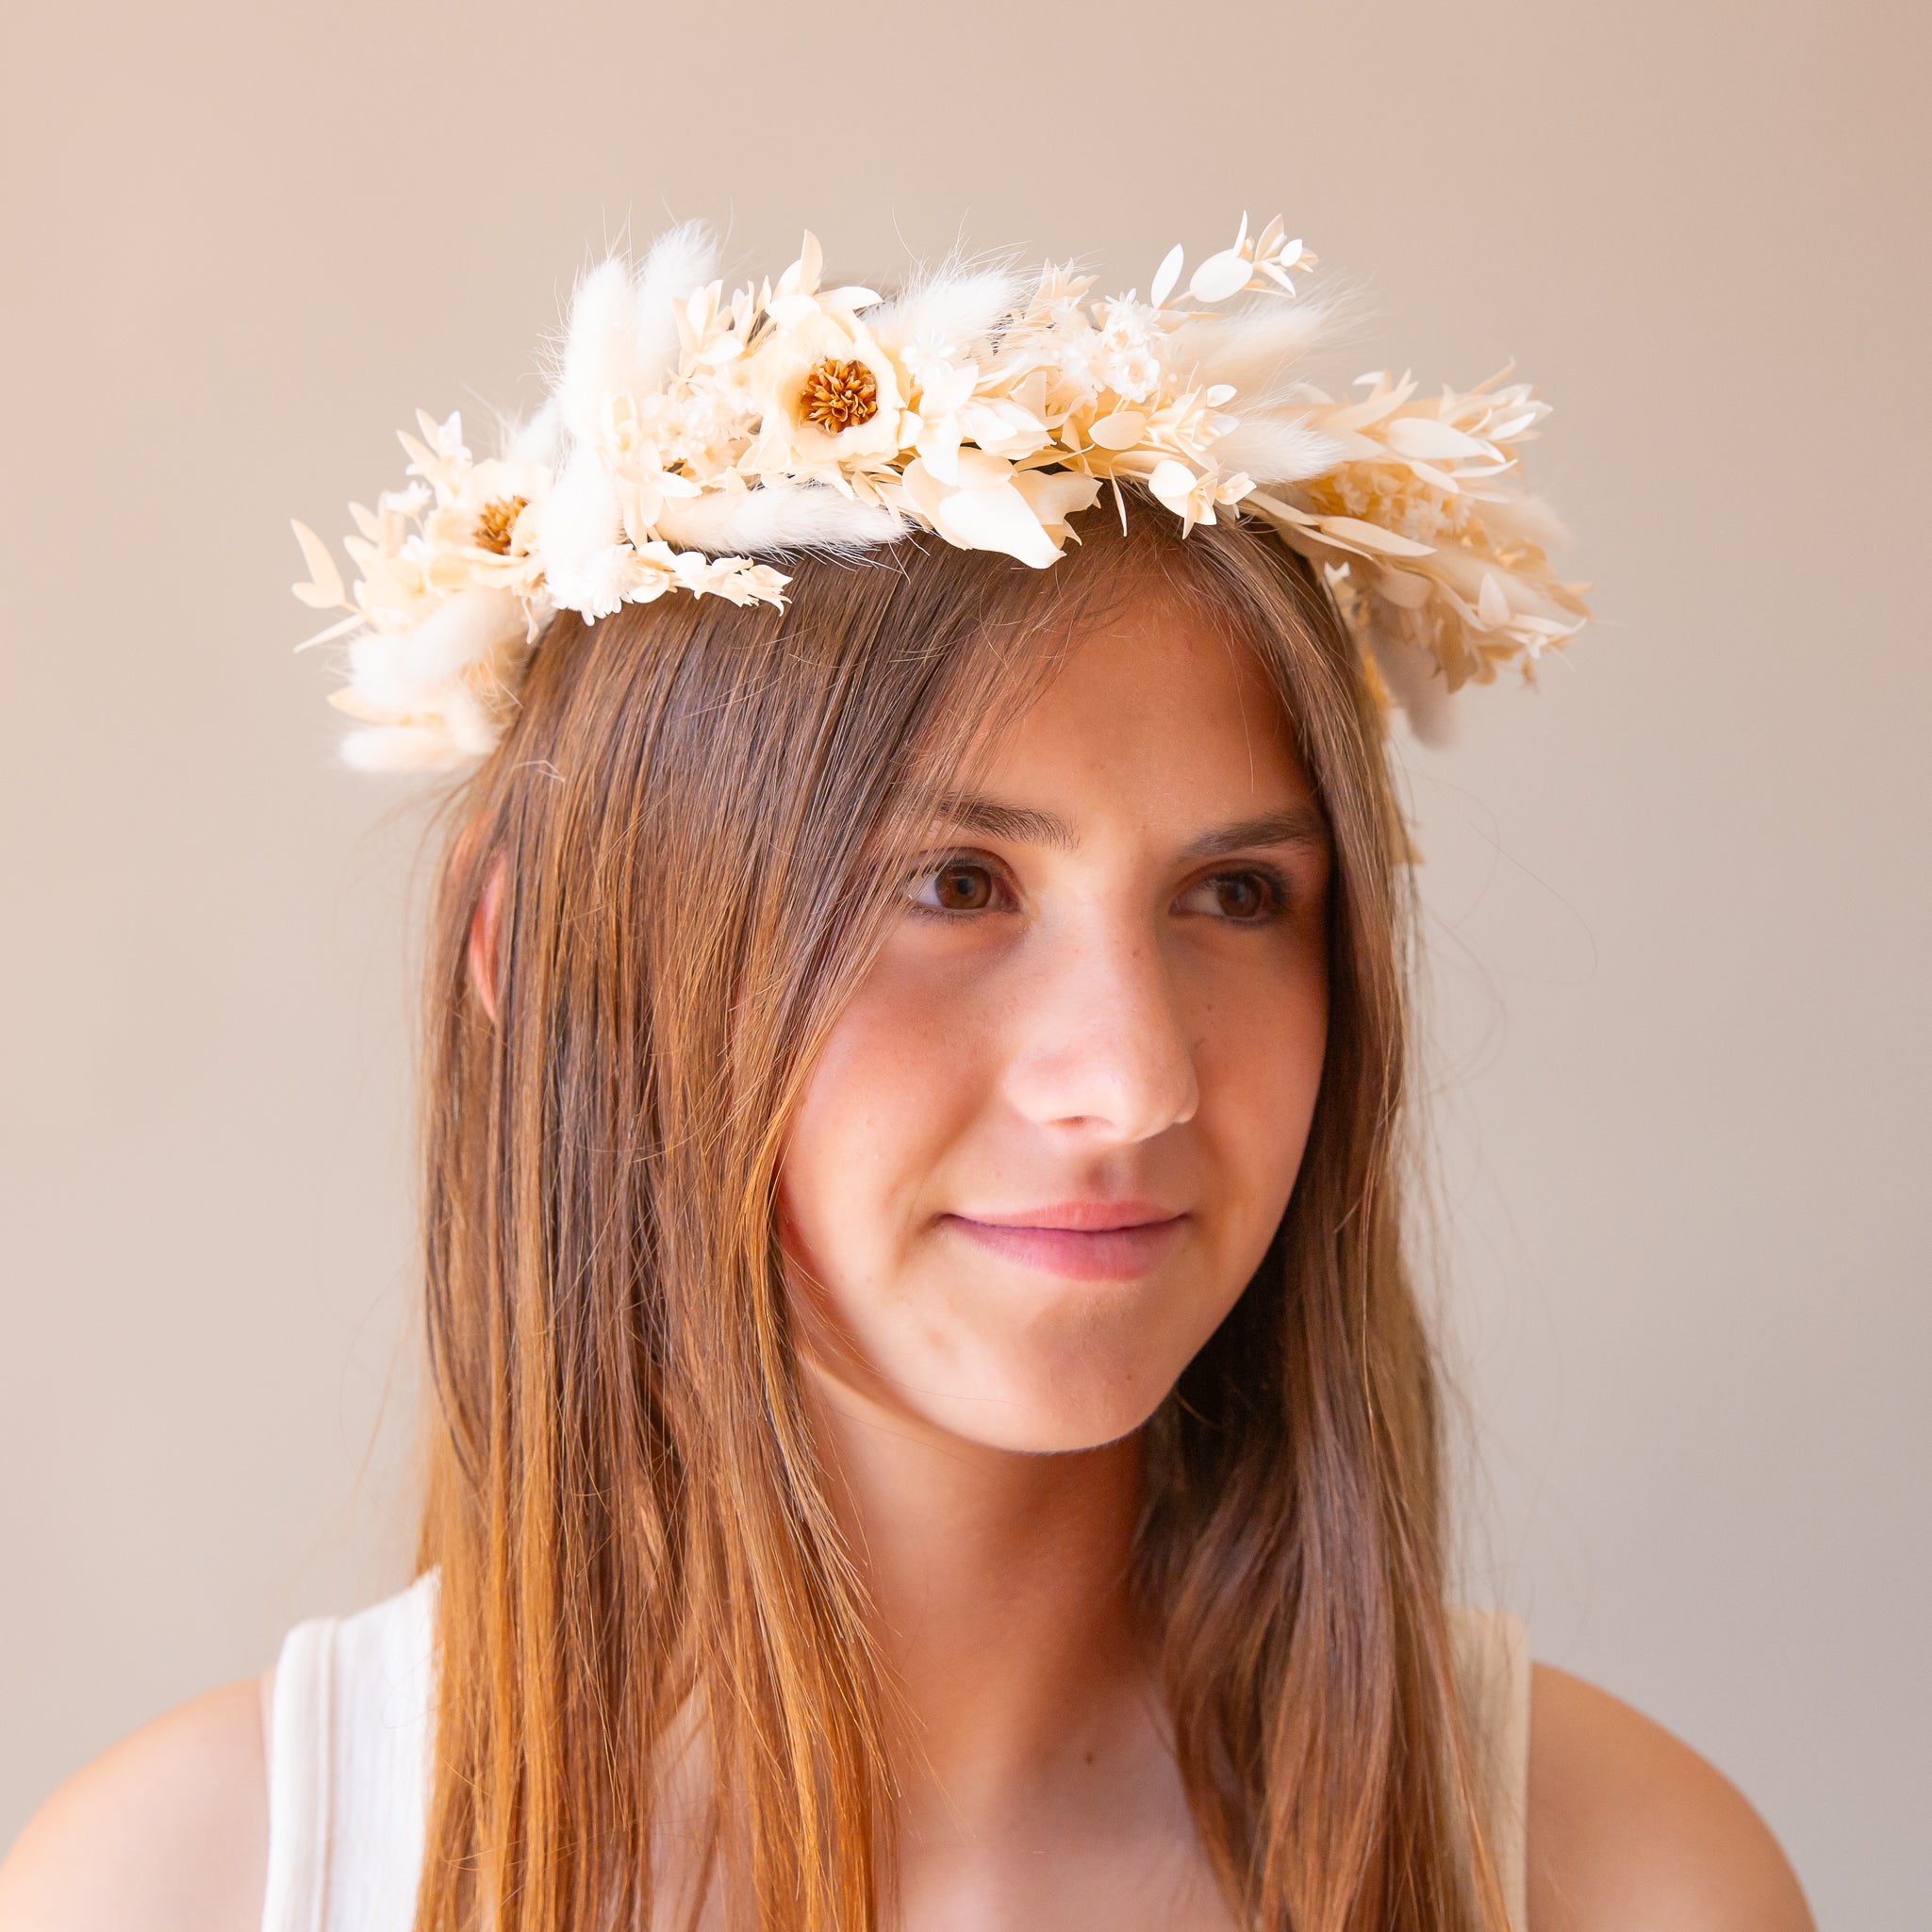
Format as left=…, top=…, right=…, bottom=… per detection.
left=902, top=851, right=1014, bottom=917
left=1173, top=864, right=1292, bottom=924
left=902, top=854, right=1295, bottom=924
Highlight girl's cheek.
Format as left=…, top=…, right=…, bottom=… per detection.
left=786, top=965, right=999, bottom=1255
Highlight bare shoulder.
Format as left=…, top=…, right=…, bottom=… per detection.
left=1527, top=1662, right=1813, bottom=1932
left=0, top=1675, right=270, bottom=1932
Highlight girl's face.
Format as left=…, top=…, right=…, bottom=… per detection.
left=780, top=592, right=1332, bottom=1454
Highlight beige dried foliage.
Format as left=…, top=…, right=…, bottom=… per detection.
left=293, top=216, right=1588, bottom=768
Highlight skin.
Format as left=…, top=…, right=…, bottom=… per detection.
left=0, top=592, right=1814, bottom=1932
left=778, top=596, right=1333, bottom=1927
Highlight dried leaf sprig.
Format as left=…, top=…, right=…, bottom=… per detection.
left=294, top=216, right=1587, bottom=768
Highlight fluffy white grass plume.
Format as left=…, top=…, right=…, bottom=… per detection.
left=653, top=487, right=906, bottom=555
left=291, top=213, right=1589, bottom=769
left=868, top=259, right=1032, bottom=359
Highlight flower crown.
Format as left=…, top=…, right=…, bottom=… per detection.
left=293, top=216, right=1589, bottom=771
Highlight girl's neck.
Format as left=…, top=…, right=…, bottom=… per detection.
left=805, top=1370, right=1152, bottom=1807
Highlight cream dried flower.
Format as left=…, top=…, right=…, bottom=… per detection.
left=292, top=411, right=555, bottom=770
left=293, top=214, right=1587, bottom=768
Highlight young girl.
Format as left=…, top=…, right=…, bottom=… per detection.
left=0, top=220, right=1812, bottom=1932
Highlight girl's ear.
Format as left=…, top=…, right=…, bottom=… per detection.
left=468, top=855, right=508, bottom=1025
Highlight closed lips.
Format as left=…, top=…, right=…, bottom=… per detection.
left=942, top=1203, right=1188, bottom=1280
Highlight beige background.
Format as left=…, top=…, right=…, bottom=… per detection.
left=4, top=0, right=1926, bottom=1921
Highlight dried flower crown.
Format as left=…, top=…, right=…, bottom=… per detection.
left=293, top=216, right=1589, bottom=771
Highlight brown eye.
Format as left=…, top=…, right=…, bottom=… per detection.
left=908, top=856, right=1002, bottom=914
left=1215, top=874, right=1267, bottom=920
left=1178, top=867, right=1286, bottom=923
left=934, top=863, right=992, bottom=911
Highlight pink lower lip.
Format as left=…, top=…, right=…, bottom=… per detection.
left=943, top=1213, right=1188, bottom=1282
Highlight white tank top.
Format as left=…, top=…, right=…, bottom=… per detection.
left=260, top=1576, right=1530, bottom=1931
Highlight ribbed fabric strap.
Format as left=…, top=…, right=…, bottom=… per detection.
left=260, top=1574, right=438, bottom=1932
left=259, top=1578, right=1528, bottom=1931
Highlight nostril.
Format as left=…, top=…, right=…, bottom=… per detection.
left=1005, top=1011, right=1199, bottom=1142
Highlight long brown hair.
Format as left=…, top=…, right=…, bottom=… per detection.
left=413, top=495, right=1505, bottom=1932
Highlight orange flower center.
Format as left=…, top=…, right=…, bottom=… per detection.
left=799, top=357, right=880, bottom=435
left=473, top=496, right=529, bottom=555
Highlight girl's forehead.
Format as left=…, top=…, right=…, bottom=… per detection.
left=970, top=598, right=1299, bottom=777
left=918, top=633, right=1316, bottom=869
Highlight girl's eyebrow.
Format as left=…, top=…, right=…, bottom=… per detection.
left=1180, top=804, right=1329, bottom=861
left=932, top=794, right=1328, bottom=859
left=933, top=793, right=1079, bottom=851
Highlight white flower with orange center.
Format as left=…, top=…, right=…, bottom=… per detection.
left=292, top=214, right=1588, bottom=768
left=742, top=235, right=905, bottom=479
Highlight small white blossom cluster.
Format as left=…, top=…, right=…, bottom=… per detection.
left=293, top=215, right=1588, bottom=768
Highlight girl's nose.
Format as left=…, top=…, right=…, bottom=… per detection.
left=999, top=909, right=1198, bottom=1144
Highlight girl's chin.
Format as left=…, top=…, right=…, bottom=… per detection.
left=916, top=1359, right=1183, bottom=1456
left=800, top=1339, right=1174, bottom=1456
